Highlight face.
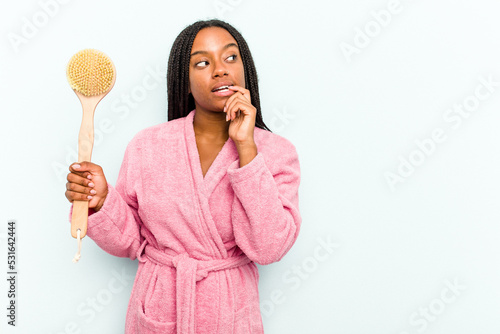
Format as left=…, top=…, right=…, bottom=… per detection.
left=189, top=27, right=246, bottom=114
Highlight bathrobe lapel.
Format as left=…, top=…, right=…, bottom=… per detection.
left=183, top=109, right=238, bottom=259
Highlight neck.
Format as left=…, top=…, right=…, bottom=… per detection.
left=193, top=109, right=230, bottom=142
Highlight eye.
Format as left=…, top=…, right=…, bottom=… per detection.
left=226, top=54, right=237, bottom=61
left=195, top=60, right=209, bottom=67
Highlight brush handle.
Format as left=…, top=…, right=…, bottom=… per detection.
left=71, top=98, right=98, bottom=239
left=71, top=201, right=89, bottom=238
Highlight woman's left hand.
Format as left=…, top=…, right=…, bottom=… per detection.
left=224, top=85, right=256, bottom=145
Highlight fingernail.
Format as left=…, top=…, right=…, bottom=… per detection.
left=90, top=189, right=96, bottom=195
left=87, top=175, right=92, bottom=179
left=87, top=195, right=93, bottom=200
left=73, top=164, right=81, bottom=169
left=88, top=182, right=94, bottom=187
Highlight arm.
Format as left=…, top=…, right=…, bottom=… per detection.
left=227, top=141, right=302, bottom=265
left=69, top=139, right=144, bottom=260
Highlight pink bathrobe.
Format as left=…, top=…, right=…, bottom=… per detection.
left=78, top=109, right=301, bottom=333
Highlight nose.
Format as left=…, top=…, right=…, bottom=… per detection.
left=213, top=60, right=228, bottom=78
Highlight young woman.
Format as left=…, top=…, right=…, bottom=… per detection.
left=65, top=19, right=301, bottom=333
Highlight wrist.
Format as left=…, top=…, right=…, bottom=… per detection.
left=94, top=192, right=108, bottom=212
left=236, top=141, right=257, bottom=168
left=234, top=138, right=256, bottom=149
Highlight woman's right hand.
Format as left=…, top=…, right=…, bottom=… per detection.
left=65, top=162, right=109, bottom=212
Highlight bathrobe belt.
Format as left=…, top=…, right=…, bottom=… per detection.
left=137, top=239, right=252, bottom=334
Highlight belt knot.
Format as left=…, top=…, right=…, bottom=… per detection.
left=172, top=253, right=209, bottom=281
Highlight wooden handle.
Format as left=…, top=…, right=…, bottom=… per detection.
left=77, top=100, right=96, bottom=162
left=71, top=96, right=98, bottom=239
left=71, top=200, right=89, bottom=238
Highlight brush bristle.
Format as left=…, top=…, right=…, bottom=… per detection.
left=67, top=49, right=115, bottom=97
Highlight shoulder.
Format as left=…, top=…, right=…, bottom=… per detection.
left=127, top=117, right=185, bottom=148
left=253, top=128, right=300, bottom=172
left=254, top=127, right=298, bottom=156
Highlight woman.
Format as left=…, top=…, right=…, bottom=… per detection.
left=66, top=19, right=301, bottom=333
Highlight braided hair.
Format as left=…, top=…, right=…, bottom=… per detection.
left=167, top=19, right=271, bottom=132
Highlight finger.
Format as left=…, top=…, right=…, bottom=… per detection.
left=222, top=85, right=251, bottom=115
left=65, top=190, right=93, bottom=202
left=227, top=100, right=244, bottom=121
left=227, top=101, right=241, bottom=121
left=68, top=170, right=92, bottom=180
left=226, top=100, right=254, bottom=121
left=223, top=90, right=243, bottom=115
left=70, top=162, right=104, bottom=182
left=70, top=161, right=103, bottom=175
left=66, top=181, right=96, bottom=196
left=67, top=172, right=94, bottom=187
left=68, top=168, right=89, bottom=179
left=228, top=85, right=251, bottom=102
left=225, top=94, right=248, bottom=118
left=69, top=163, right=92, bottom=179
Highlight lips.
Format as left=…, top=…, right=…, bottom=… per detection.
left=211, top=81, right=233, bottom=93
left=212, top=85, right=230, bottom=92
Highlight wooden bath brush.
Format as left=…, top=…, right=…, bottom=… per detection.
left=67, top=49, right=116, bottom=262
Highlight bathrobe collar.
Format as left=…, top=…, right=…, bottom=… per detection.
left=184, top=109, right=238, bottom=197
left=184, top=109, right=238, bottom=258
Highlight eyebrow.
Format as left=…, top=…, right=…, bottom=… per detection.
left=190, top=43, right=239, bottom=57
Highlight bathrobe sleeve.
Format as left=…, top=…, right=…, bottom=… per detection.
left=227, top=138, right=301, bottom=265
left=70, top=137, right=144, bottom=260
